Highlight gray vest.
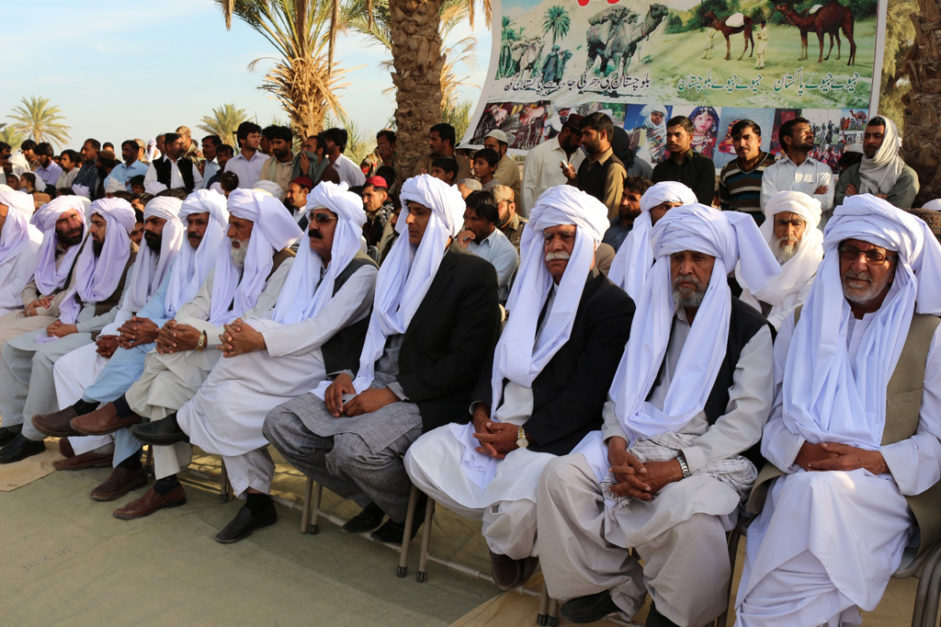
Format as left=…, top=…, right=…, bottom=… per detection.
left=320, top=254, right=377, bottom=375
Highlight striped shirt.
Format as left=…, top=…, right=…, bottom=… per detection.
left=718, top=152, right=776, bottom=217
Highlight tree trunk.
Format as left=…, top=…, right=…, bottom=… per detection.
left=901, top=0, right=941, bottom=205
left=389, top=0, right=446, bottom=179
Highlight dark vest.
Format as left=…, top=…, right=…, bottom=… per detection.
left=154, top=157, right=196, bottom=193
left=576, top=152, right=625, bottom=205
left=321, top=254, right=377, bottom=374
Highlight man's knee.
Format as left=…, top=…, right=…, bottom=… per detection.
left=540, top=454, right=590, bottom=499
left=262, top=406, right=294, bottom=448
left=331, top=433, right=379, bottom=469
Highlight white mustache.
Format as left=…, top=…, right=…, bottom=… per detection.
left=545, top=251, right=571, bottom=262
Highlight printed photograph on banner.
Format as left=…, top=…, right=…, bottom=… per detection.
left=469, top=100, right=552, bottom=150
left=802, top=107, right=858, bottom=171
left=623, top=103, right=672, bottom=164
left=714, top=107, right=775, bottom=168
left=769, top=108, right=802, bottom=155
left=671, top=104, right=721, bottom=160
left=487, top=0, right=880, bottom=108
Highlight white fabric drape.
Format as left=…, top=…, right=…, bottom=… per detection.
left=858, top=118, right=906, bottom=196
left=31, top=196, right=87, bottom=295
left=123, top=197, right=184, bottom=313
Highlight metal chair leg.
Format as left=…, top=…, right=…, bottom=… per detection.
left=397, top=485, right=420, bottom=577
left=416, top=496, right=435, bottom=582
left=546, top=597, right=559, bottom=627
left=300, top=477, right=313, bottom=534
left=537, top=583, right=550, bottom=625
left=219, top=458, right=231, bottom=503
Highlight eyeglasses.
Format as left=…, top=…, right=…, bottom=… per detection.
left=309, top=213, right=337, bottom=224
left=837, top=244, right=896, bottom=265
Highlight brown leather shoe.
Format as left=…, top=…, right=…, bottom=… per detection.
left=54, top=446, right=114, bottom=471
left=71, top=403, right=143, bottom=436
left=89, top=466, right=147, bottom=501
left=113, top=485, right=187, bottom=520
left=32, top=407, right=80, bottom=437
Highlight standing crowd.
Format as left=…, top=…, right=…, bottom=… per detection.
left=0, top=108, right=939, bottom=627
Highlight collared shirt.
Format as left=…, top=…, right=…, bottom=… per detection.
left=574, top=147, right=627, bottom=219
left=719, top=152, right=777, bottom=217
left=522, top=136, right=585, bottom=218
left=201, top=160, right=220, bottom=188
left=652, top=149, right=716, bottom=205
left=224, top=150, right=267, bottom=188
left=760, top=154, right=834, bottom=212
left=260, top=155, right=295, bottom=197
left=106, top=160, right=149, bottom=191
left=144, top=157, right=203, bottom=190
left=35, top=161, right=63, bottom=187
left=331, top=154, right=366, bottom=188
left=467, top=227, right=519, bottom=302
left=55, top=168, right=79, bottom=191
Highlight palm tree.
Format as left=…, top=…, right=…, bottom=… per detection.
left=198, top=104, right=250, bottom=147
left=216, top=0, right=349, bottom=139
left=0, top=124, right=26, bottom=150
left=543, top=6, right=570, bottom=46
left=7, top=96, right=70, bottom=148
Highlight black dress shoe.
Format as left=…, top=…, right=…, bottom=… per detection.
left=560, top=590, right=620, bottom=624
left=370, top=511, right=424, bottom=544
left=131, top=414, right=189, bottom=445
left=0, top=425, right=23, bottom=447
left=0, top=434, right=46, bottom=464
left=214, top=503, right=278, bottom=544
left=645, top=603, right=680, bottom=627
left=342, top=502, right=385, bottom=533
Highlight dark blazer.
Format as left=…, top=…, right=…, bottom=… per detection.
left=471, top=269, right=635, bottom=456
left=398, top=247, right=501, bottom=432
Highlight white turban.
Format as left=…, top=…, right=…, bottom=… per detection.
left=0, top=188, right=35, bottom=218
left=737, top=191, right=824, bottom=326
left=59, top=198, right=137, bottom=324
left=32, top=196, right=88, bottom=295
left=272, top=181, right=367, bottom=325
left=165, top=190, right=229, bottom=317
left=490, top=185, right=608, bottom=410
left=209, top=189, right=302, bottom=325
left=341, top=174, right=465, bottom=395
left=123, top=197, right=184, bottom=313
left=923, top=199, right=941, bottom=212
left=253, top=180, right=283, bottom=198
left=0, top=189, right=42, bottom=286
left=608, top=181, right=697, bottom=297
left=104, top=177, right=126, bottom=194
left=781, top=194, right=941, bottom=449
left=858, top=117, right=906, bottom=196
left=610, top=203, right=779, bottom=442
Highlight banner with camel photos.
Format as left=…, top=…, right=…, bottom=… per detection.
left=462, top=0, right=887, bottom=171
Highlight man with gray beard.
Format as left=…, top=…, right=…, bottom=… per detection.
left=537, top=204, right=779, bottom=626
left=738, top=191, right=824, bottom=329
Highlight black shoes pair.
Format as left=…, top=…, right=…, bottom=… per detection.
left=215, top=501, right=278, bottom=544
left=131, top=414, right=189, bottom=445
left=561, top=591, right=678, bottom=626
left=341, top=499, right=424, bottom=544
left=0, top=433, right=46, bottom=464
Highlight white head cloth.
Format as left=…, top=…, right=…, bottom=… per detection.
left=608, top=182, right=697, bottom=297
left=490, top=185, right=607, bottom=411
left=272, top=182, right=366, bottom=325
left=610, top=203, right=780, bottom=442
left=922, top=199, right=941, bottom=212
left=858, top=117, right=906, bottom=195
left=164, top=190, right=229, bottom=317
left=59, top=198, right=137, bottom=324
left=781, top=194, right=941, bottom=449
left=209, top=189, right=302, bottom=325
left=123, top=197, right=184, bottom=313
left=348, top=174, right=464, bottom=394
left=104, top=177, right=126, bottom=194
left=253, top=180, right=283, bottom=198
left=0, top=189, right=41, bottom=265
left=737, top=190, right=824, bottom=307
left=209, top=182, right=224, bottom=195
left=32, top=196, right=88, bottom=295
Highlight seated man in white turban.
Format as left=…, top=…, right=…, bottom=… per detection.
left=607, top=181, right=697, bottom=299
left=735, top=195, right=941, bottom=626
left=133, top=182, right=378, bottom=542
left=0, top=188, right=43, bottom=316
left=32, top=192, right=226, bottom=493
left=0, top=198, right=138, bottom=463
left=738, top=191, right=824, bottom=329
left=537, top=204, right=778, bottom=626
left=60, top=190, right=299, bottom=506
left=404, top=186, right=635, bottom=589
left=0, top=196, right=87, bottom=359
left=265, top=174, right=501, bottom=545
left=835, top=116, right=919, bottom=210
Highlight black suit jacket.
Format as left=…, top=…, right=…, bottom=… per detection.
left=398, top=247, right=501, bottom=432
left=472, top=269, right=635, bottom=456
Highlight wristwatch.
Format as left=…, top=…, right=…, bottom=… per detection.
left=676, top=452, right=691, bottom=478
left=196, top=330, right=207, bottom=352
left=516, top=425, right=529, bottom=449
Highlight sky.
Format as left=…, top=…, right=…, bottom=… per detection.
left=0, top=0, right=492, bottom=151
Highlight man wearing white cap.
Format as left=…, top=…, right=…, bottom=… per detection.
left=143, top=182, right=379, bottom=542
left=835, top=116, right=919, bottom=209
left=0, top=196, right=87, bottom=350
left=735, top=195, right=941, bottom=626
left=538, top=204, right=779, bottom=626
left=0, top=198, right=138, bottom=463
left=265, top=174, right=501, bottom=545
left=738, top=191, right=824, bottom=329
left=0, top=188, right=43, bottom=316
left=484, top=130, right=522, bottom=208
left=607, top=181, right=697, bottom=299
left=404, top=185, right=634, bottom=589
left=65, top=190, right=299, bottom=477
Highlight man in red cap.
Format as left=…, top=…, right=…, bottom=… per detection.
left=361, top=175, right=394, bottom=251
left=286, top=176, right=314, bottom=228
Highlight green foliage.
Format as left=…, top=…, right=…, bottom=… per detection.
left=665, top=13, right=685, bottom=33
left=323, top=114, right=372, bottom=166
left=198, top=104, right=249, bottom=147
left=443, top=100, right=473, bottom=142
left=0, top=124, right=25, bottom=150
left=543, top=6, right=571, bottom=46
left=7, top=96, right=70, bottom=148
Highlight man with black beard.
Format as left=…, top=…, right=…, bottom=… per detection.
left=760, top=117, right=834, bottom=216
left=260, top=126, right=294, bottom=198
